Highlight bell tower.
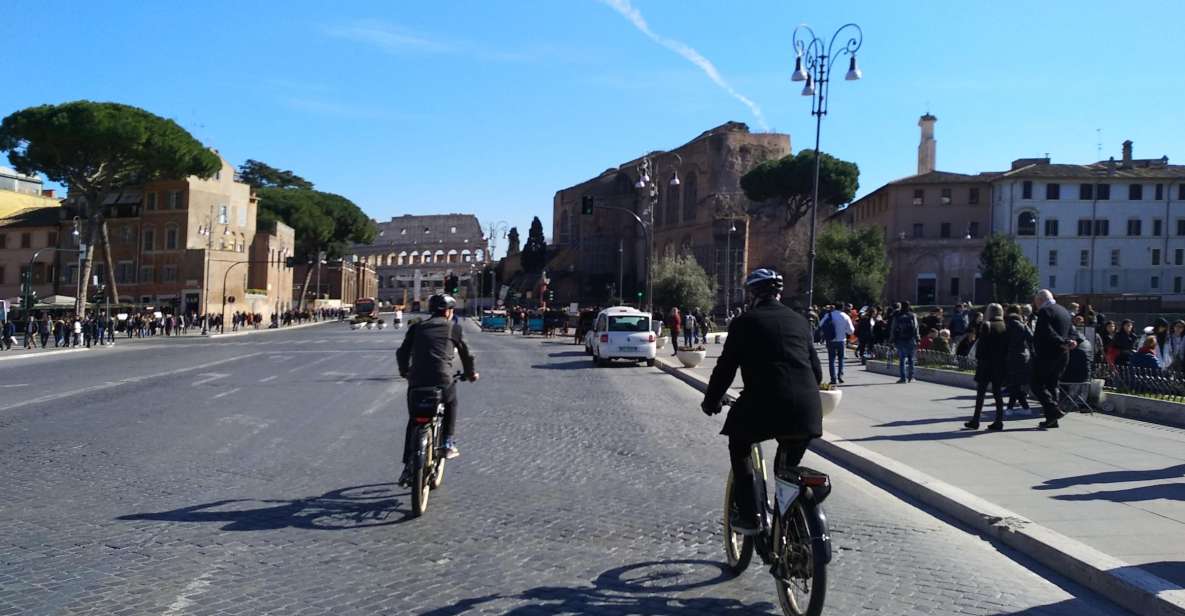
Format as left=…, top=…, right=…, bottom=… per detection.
left=918, top=113, right=937, bottom=175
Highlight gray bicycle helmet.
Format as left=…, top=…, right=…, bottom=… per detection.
left=744, top=268, right=784, bottom=296
left=428, top=293, right=456, bottom=314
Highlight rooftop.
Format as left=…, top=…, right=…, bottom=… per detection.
left=0, top=206, right=61, bottom=229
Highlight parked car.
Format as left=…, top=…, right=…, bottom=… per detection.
left=589, top=306, right=657, bottom=367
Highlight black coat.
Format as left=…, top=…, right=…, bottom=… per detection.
left=974, top=319, right=1009, bottom=385
left=705, top=299, right=823, bottom=441
left=1004, top=315, right=1032, bottom=386
left=1033, top=302, right=1072, bottom=361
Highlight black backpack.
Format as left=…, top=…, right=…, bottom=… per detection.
left=895, top=313, right=917, bottom=341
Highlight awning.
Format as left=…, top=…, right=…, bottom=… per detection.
left=37, top=294, right=76, bottom=307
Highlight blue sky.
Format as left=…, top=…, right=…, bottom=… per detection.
left=4, top=1, right=1182, bottom=257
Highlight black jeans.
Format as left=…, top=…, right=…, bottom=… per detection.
left=1031, top=354, right=1068, bottom=421
left=729, top=435, right=812, bottom=523
left=402, top=383, right=457, bottom=465
left=971, top=381, right=1003, bottom=424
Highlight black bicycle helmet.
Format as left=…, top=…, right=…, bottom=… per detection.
left=743, top=268, right=784, bottom=296
left=428, top=293, right=456, bottom=314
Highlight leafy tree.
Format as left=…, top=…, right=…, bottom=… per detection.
left=653, top=253, right=716, bottom=314
left=0, top=101, right=221, bottom=313
left=980, top=234, right=1038, bottom=303
left=741, top=150, right=859, bottom=228
left=506, top=227, right=521, bottom=255
left=812, top=223, right=889, bottom=306
left=521, top=216, right=547, bottom=272
left=237, top=159, right=314, bottom=190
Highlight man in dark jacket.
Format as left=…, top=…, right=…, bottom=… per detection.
left=396, top=294, right=478, bottom=484
left=702, top=269, right=823, bottom=534
left=1030, top=289, right=1074, bottom=429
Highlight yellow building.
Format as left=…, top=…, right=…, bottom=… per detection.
left=0, top=166, right=60, bottom=218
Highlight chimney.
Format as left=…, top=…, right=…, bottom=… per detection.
left=918, top=113, right=937, bottom=175
left=1122, top=140, right=1133, bottom=167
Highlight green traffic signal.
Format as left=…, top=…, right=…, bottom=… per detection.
left=581, top=195, right=594, bottom=216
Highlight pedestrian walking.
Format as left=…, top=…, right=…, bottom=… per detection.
left=856, top=307, right=878, bottom=365
left=24, top=318, right=37, bottom=349
left=891, top=301, right=920, bottom=383
left=1004, top=304, right=1033, bottom=411
left=1030, top=289, right=1074, bottom=430
left=682, top=311, right=696, bottom=348
left=38, top=316, right=50, bottom=348
left=2, top=319, right=15, bottom=350
left=818, top=304, right=854, bottom=384
left=71, top=317, right=83, bottom=347
left=1109, top=320, right=1138, bottom=366
left=667, top=307, right=682, bottom=356
left=965, top=303, right=1008, bottom=431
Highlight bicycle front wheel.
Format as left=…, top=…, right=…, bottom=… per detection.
left=773, top=500, right=826, bottom=616
left=722, top=470, right=754, bottom=573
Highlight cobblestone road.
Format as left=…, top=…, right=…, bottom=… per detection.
left=0, top=320, right=1130, bottom=614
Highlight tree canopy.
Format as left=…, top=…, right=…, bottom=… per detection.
left=812, top=223, right=889, bottom=307
left=521, top=217, right=547, bottom=272
left=980, top=234, right=1038, bottom=303
left=237, top=159, right=313, bottom=190
left=741, top=150, right=859, bottom=228
left=653, top=253, right=716, bottom=313
left=256, top=187, right=376, bottom=260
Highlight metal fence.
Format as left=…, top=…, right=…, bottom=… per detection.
left=869, top=344, right=977, bottom=372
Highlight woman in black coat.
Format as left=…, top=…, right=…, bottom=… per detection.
left=965, top=303, right=1009, bottom=431
left=1110, top=320, right=1138, bottom=365
left=1004, top=304, right=1033, bottom=410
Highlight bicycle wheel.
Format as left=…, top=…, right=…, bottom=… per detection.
left=411, top=429, right=433, bottom=516
left=722, top=470, right=754, bottom=573
left=773, top=500, right=826, bottom=616
left=429, top=428, right=447, bottom=489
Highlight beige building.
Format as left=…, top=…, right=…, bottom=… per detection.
left=0, top=206, right=64, bottom=306
left=0, top=166, right=59, bottom=219
left=248, top=220, right=296, bottom=320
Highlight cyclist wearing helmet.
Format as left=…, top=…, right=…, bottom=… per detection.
left=701, top=268, right=823, bottom=535
left=396, top=293, right=478, bottom=485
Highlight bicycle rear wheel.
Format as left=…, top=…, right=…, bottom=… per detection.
left=773, top=500, right=826, bottom=616
left=722, top=471, right=754, bottom=573
left=410, top=428, right=433, bottom=516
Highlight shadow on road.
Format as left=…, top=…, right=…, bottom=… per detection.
left=117, top=483, right=415, bottom=531
left=418, top=559, right=777, bottom=615
left=1034, top=463, right=1185, bottom=491
left=873, top=416, right=970, bottom=428
left=547, top=351, right=586, bottom=358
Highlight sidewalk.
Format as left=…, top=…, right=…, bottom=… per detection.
left=657, top=343, right=1185, bottom=613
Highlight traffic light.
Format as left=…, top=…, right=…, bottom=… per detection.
left=285, top=256, right=295, bottom=268
left=446, top=274, right=460, bottom=295
left=581, top=195, right=594, bottom=215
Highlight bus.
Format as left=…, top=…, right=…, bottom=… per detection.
left=354, top=297, right=378, bottom=321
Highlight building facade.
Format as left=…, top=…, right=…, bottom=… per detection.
left=247, top=220, right=296, bottom=319
left=350, top=214, right=485, bottom=307
left=0, top=166, right=59, bottom=219
left=552, top=122, right=790, bottom=308
left=991, top=141, right=1185, bottom=300
left=0, top=206, right=64, bottom=304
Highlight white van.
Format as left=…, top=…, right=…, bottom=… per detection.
left=589, top=306, right=657, bottom=367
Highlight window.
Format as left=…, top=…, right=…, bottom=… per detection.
left=47, top=231, right=57, bottom=247
left=169, top=190, right=181, bottom=209
left=238, top=206, right=246, bottom=226
left=968, top=222, right=979, bottom=238
left=1151, top=276, right=1160, bottom=290
left=1048, top=275, right=1056, bottom=288
left=1048, top=250, right=1058, bottom=266
left=1155, top=184, right=1164, bottom=201
left=0, top=265, right=4, bottom=284
left=139, top=266, right=154, bottom=283
left=1079, top=184, right=1094, bottom=200
left=1129, top=184, right=1143, bottom=200
left=940, top=222, right=951, bottom=238
left=116, top=261, right=134, bottom=284
left=146, top=192, right=157, bottom=210
left=1176, top=277, right=1183, bottom=293
left=949, top=277, right=960, bottom=297
left=20, top=232, right=31, bottom=248
left=1098, top=184, right=1111, bottom=200
left=1109, top=274, right=1119, bottom=287
left=1127, top=219, right=1142, bottom=236
left=1110, top=249, right=1120, bottom=266
left=1045, top=183, right=1060, bottom=200
left=968, top=187, right=980, bottom=204
left=912, top=189, right=924, bottom=206
left=1080, top=249, right=1090, bottom=267
left=1094, top=219, right=1110, bottom=236
left=165, top=226, right=178, bottom=250
left=1022, top=181, right=1033, bottom=199
left=912, top=223, right=924, bottom=238
left=162, top=265, right=177, bottom=282
left=1044, top=219, right=1059, bottom=236
left=1152, top=249, right=1161, bottom=266
left=1176, top=249, right=1184, bottom=266
left=1179, top=219, right=1185, bottom=236
left=1180, top=185, right=1185, bottom=200
left=1154, top=219, right=1163, bottom=236
left=450, top=226, right=457, bottom=233
left=1017, top=212, right=1037, bottom=236
left=64, top=264, right=77, bottom=284
left=940, top=188, right=952, bottom=205
left=142, top=228, right=155, bottom=252
left=218, top=205, right=228, bottom=224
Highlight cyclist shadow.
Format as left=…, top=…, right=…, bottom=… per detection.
left=117, top=483, right=417, bottom=531
left=417, top=559, right=779, bottom=615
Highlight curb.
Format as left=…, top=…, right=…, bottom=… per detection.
left=652, top=354, right=1185, bottom=616
left=208, top=319, right=334, bottom=338
left=0, top=347, right=94, bottom=362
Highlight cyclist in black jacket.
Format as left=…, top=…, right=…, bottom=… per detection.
left=396, top=294, right=478, bottom=485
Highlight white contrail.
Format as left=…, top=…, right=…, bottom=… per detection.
left=600, top=0, right=769, bottom=130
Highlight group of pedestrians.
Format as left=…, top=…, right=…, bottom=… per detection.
left=2, top=313, right=116, bottom=351
left=663, top=307, right=718, bottom=355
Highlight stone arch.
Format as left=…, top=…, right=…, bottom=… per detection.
left=434, top=250, right=445, bottom=263
left=447, top=249, right=459, bottom=263
left=682, top=171, right=698, bottom=222
left=461, top=249, right=472, bottom=263
left=398, top=251, right=408, bottom=265
left=474, top=248, right=485, bottom=262
left=409, top=250, right=420, bottom=264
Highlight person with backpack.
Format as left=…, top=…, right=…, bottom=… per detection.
left=818, top=304, right=854, bottom=385
left=891, top=301, right=921, bottom=383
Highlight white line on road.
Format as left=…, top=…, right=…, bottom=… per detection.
left=0, top=383, right=29, bottom=388
left=258, top=375, right=278, bottom=383
left=161, top=570, right=214, bottom=616
left=191, top=373, right=229, bottom=387
left=0, top=353, right=262, bottom=414
left=286, top=352, right=342, bottom=373
left=211, top=387, right=241, bottom=400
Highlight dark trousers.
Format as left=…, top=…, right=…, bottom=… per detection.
left=729, top=435, right=812, bottom=523
left=39, top=333, right=49, bottom=348
left=1031, top=354, right=1068, bottom=421
left=971, top=380, right=1004, bottom=424
left=826, top=340, right=846, bottom=382
left=402, top=383, right=458, bottom=465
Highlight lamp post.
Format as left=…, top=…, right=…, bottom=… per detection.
left=197, top=206, right=230, bottom=335
left=726, top=220, right=737, bottom=315
left=633, top=154, right=680, bottom=313
left=486, top=221, right=508, bottom=309
left=791, top=23, right=863, bottom=310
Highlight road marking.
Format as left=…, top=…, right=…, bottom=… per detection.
left=0, top=383, right=29, bottom=388
left=211, top=387, right=241, bottom=400
left=0, top=353, right=261, bottom=414
left=161, top=570, right=215, bottom=616
left=259, top=375, right=278, bottom=383
left=362, top=381, right=404, bottom=416
left=286, top=352, right=342, bottom=373
left=192, top=373, right=229, bottom=387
